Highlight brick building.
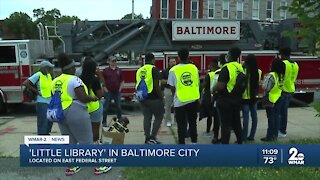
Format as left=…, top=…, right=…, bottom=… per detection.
left=151, top=0, right=295, bottom=21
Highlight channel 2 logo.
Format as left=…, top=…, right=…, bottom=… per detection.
left=288, top=147, right=304, bottom=165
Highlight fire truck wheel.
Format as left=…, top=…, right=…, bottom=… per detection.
left=0, top=95, right=6, bottom=114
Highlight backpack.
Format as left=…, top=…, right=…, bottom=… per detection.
left=135, top=78, right=148, bottom=101
left=230, top=65, right=247, bottom=98
left=46, top=90, right=64, bottom=122
left=23, top=79, right=39, bottom=101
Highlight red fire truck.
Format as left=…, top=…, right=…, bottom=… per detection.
left=0, top=40, right=54, bottom=113
left=1, top=19, right=319, bottom=112
left=57, top=19, right=319, bottom=101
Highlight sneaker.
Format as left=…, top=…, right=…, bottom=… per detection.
left=65, top=166, right=81, bottom=176
left=247, top=137, right=255, bottom=141
left=145, top=139, right=159, bottom=144
left=278, top=131, right=287, bottom=138
left=166, top=122, right=172, bottom=127
left=94, top=166, right=112, bottom=175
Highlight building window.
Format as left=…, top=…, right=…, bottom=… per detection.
left=252, top=0, right=259, bottom=20
left=237, top=0, right=244, bottom=19
left=176, top=0, right=184, bottom=19
left=161, top=0, right=168, bottom=19
left=222, top=0, right=229, bottom=19
left=280, top=0, right=287, bottom=20
left=191, top=0, right=199, bottom=19
left=266, top=0, right=273, bottom=20
left=208, top=0, right=215, bottom=19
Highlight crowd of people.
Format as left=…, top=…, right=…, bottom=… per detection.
left=136, top=47, right=299, bottom=145
left=23, top=54, right=124, bottom=176
left=23, top=46, right=299, bottom=175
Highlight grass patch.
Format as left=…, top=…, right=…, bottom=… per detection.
left=124, top=139, right=320, bottom=180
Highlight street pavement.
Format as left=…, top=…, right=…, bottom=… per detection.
left=0, top=103, right=319, bottom=179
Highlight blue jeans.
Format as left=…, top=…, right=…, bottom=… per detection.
left=279, top=92, right=293, bottom=134
left=242, top=102, right=258, bottom=141
left=102, top=92, right=122, bottom=124
left=36, top=102, right=53, bottom=135
left=266, top=96, right=284, bottom=139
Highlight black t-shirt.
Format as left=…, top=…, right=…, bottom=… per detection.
left=204, top=74, right=211, bottom=91
left=146, top=67, right=161, bottom=100
left=91, top=77, right=102, bottom=96
left=161, top=68, right=170, bottom=90
left=217, top=66, right=229, bottom=96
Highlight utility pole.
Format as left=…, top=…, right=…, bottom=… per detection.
left=131, top=0, right=135, bottom=63
left=132, top=0, right=134, bottom=20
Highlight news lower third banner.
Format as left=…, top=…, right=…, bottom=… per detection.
left=20, top=144, right=320, bottom=167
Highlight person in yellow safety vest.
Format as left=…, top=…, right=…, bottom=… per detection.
left=200, top=59, right=220, bottom=142
left=53, top=54, right=99, bottom=176
left=168, top=48, right=200, bottom=144
left=278, top=48, right=299, bottom=137
left=136, top=53, right=164, bottom=144
left=79, top=58, right=104, bottom=143
left=23, top=60, right=54, bottom=135
left=79, top=57, right=111, bottom=175
left=261, top=59, right=285, bottom=142
left=212, top=47, right=244, bottom=144
left=241, top=54, right=262, bottom=142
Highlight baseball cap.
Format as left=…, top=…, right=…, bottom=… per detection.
left=109, top=56, right=117, bottom=62
left=39, top=60, right=55, bottom=68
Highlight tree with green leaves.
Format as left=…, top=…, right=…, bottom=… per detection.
left=285, top=0, right=320, bottom=54
left=3, top=12, right=37, bottom=39
left=121, top=13, right=144, bottom=20
left=32, top=8, right=80, bottom=49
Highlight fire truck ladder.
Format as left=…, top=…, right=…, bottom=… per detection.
left=59, top=19, right=272, bottom=62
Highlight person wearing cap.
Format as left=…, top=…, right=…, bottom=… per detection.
left=102, top=56, right=124, bottom=127
left=22, top=60, right=55, bottom=135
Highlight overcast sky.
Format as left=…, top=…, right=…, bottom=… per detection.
left=0, top=0, right=152, bottom=20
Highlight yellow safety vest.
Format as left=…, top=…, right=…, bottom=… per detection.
left=282, top=60, right=299, bottom=93
left=208, top=68, right=221, bottom=92
left=39, top=72, right=53, bottom=98
left=242, top=69, right=262, bottom=100
left=135, top=64, right=154, bottom=93
left=224, top=62, right=245, bottom=93
left=87, top=89, right=99, bottom=113
left=268, top=72, right=282, bottom=103
left=170, top=64, right=200, bottom=102
left=52, top=74, right=88, bottom=110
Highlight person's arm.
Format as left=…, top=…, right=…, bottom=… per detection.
left=92, top=78, right=104, bottom=99
left=212, top=67, right=228, bottom=93
left=167, top=70, right=176, bottom=95
left=119, top=81, right=124, bottom=92
left=153, top=68, right=163, bottom=99
left=160, top=69, right=168, bottom=85
left=22, top=79, right=40, bottom=95
left=202, top=75, right=210, bottom=92
left=118, top=68, right=124, bottom=92
left=75, top=86, right=98, bottom=103
left=101, top=68, right=108, bottom=93
left=22, top=73, right=40, bottom=95
left=96, top=67, right=105, bottom=87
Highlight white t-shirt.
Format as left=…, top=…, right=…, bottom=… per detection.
left=67, top=77, right=86, bottom=106
left=167, top=64, right=199, bottom=107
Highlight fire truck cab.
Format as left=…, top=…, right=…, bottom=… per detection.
left=0, top=40, right=54, bottom=112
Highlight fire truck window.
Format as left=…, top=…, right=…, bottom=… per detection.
left=0, top=46, right=16, bottom=63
